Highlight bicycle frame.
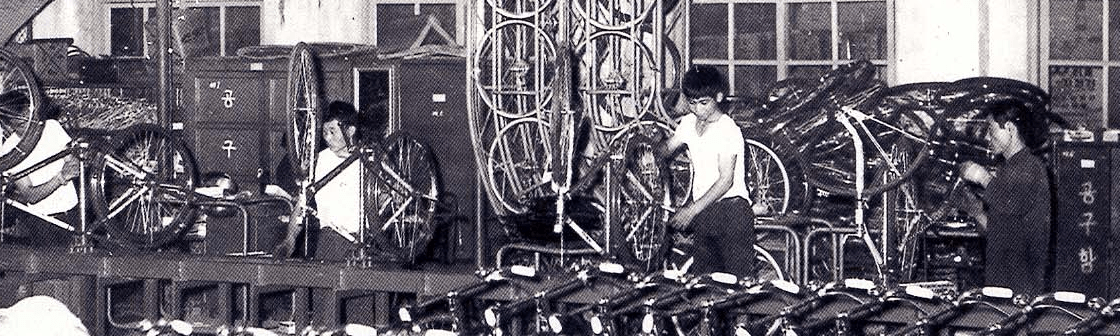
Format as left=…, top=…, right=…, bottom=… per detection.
left=0, top=137, right=166, bottom=246
left=304, top=142, right=437, bottom=253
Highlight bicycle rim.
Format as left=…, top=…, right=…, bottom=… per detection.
left=367, top=132, right=440, bottom=264
left=801, top=107, right=933, bottom=197
left=286, top=42, right=321, bottom=182
left=486, top=118, right=553, bottom=214
left=755, top=244, right=786, bottom=282
left=743, top=138, right=791, bottom=215
left=612, top=121, right=688, bottom=272
left=0, top=48, right=44, bottom=170
left=93, top=125, right=198, bottom=249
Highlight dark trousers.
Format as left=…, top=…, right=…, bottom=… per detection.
left=688, top=197, right=756, bottom=278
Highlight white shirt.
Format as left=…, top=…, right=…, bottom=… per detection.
left=314, top=148, right=362, bottom=235
left=1, top=120, right=78, bottom=215
left=0, top=296, right=89, bottom=336
left=675, top=113, right=750, bottom=201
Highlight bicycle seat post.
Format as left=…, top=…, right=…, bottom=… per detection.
left=72, top=140, right=94, bottom=253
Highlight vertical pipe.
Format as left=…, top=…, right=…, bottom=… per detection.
left=156, top=0, right=172, bottom=126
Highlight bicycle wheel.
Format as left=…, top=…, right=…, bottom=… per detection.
left=364, top=132, right=440, bottom=264
left=611, top=121, right=689, bottom=272
left=91, top=124, right=199, bottom=249
left=941, top=76, right=1050, bottom=110
left=754, top=244, right=786, bottom=282
left=0, top=48, right=44, bottom=171
left=286, top=42, right=321, bottom=182
left=743, top=138, right=792, bottom=216
left=578, top=30, right=660, bottom=132
left=486, top=118, right=553, bottom=214
left=285, top=43, right=321, bottom=238
left=801, top=105, right=934, bottom=197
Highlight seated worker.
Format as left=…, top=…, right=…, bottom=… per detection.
left=273, top=101, right=395, bottom=260
left=273, top=101, right=367, bottom=260
left=310, top=101, right=365, bottom=260
left=0, top=91, right=80, bottom=247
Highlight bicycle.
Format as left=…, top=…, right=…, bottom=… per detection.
left=1064, top=297, right=1120, bottom=335
left=482, top=262, right=626, bottom=335
left=979, top=291, right=1091, bottom=336
left=488, top=119, right=691, bottom=272
left=398, top=266, right=538, bottom=335
left=793, top=284, right=943, bottom=336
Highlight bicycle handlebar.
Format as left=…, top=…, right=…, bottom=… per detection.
left=982, top=291, right=1088, bottom=336
left=1063, top=297, right=1120, bottom=335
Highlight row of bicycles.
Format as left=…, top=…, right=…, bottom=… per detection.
left=343, top=263, right=1120, bottom=336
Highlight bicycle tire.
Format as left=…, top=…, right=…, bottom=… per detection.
left=0, top=48, right=44, bottom=171
left=284, top=43, right=321, bottom=240
left=801, top=106, right=934, bottom=197
left=611, top=121, right=689, bottom=272
left=742, top=138, right=792, bottom=216
left=616, top=138, right=671, bottom=272
left=940, top=77, right=1049, bottom=111
left=486, top=118, right=553, bottom=214
left=365, top=131, right=440, bottom=265
left=880, top=81, right=951, bottom=110
left=285, top=42, right=321, bottom=181
left=91, top=124, right=198, bottom=249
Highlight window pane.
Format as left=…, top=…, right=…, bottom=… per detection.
left=838, top=1, right=886, bottom=60
left=111, top=8, right=145, bottom=57
left=788, top=3, right=831, bottom=60
left=734, top=65, right=776, bottom=98
left=226, top=7, right=261, bottom=56
left=178, top=7, right=221, bottom=57
left=378, top=5, right=415, bottom=47
left=1050, top=66, right=1103, bottom=129
left=1110, top=0, right=1120, bottom=59
left=1109, top=67, right=1120, bottom=128
left=789, top=65, right=831, bottom=80
left=690, top=4, right=729, bottom=59
left=1051, top=0, right=1103, bottom=60
left=733, top=3, right=776, bottom=60
left=145, top=8, right=156, bottom=58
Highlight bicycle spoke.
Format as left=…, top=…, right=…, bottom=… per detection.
left=105, top=185, right=151, bottom=224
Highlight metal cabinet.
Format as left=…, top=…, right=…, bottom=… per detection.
left=178, top=54, right=380, bottom=188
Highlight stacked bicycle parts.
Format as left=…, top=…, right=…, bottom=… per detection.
left=467, top=0, right=691, bottom=272
left=734, top=60, right=1062, bottom=285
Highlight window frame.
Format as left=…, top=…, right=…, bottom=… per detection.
left=1039, top=0, right=1115, bottom=129
left=371, top=0, right=465, bottom=46
left=685, top=0, right=893, bottom=96
left=105, top=0, right=262, bottom=58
